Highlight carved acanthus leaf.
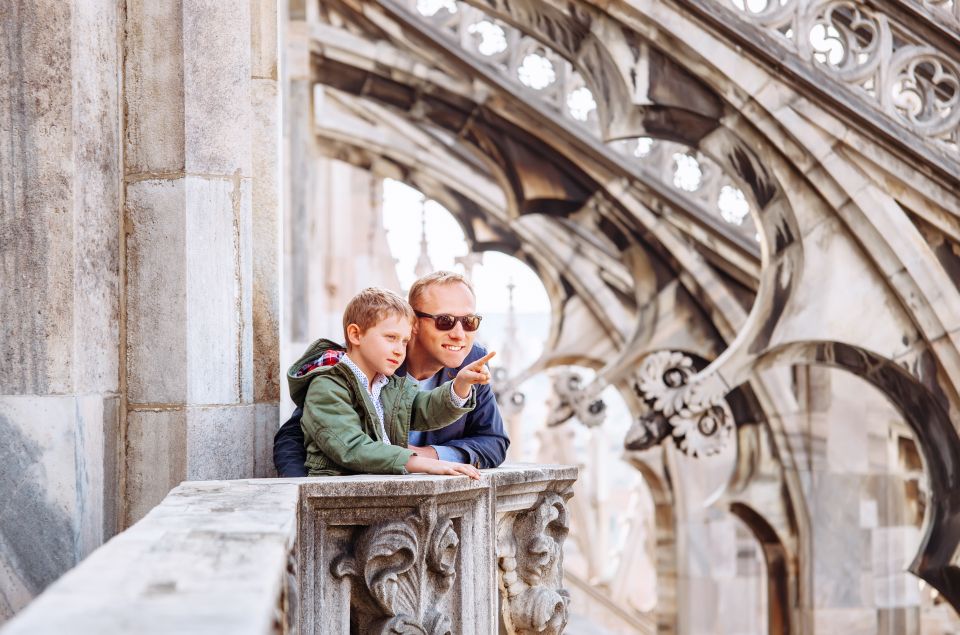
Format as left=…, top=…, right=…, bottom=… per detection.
left=333, top=509, right=459, bottom=635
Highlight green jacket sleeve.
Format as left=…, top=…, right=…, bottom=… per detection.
left=302, top=376, right=414, bottom=474
left=409, top=380, right=477, bottom=432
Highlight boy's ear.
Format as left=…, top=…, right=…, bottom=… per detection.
left=345, top=323, right=363, bottom=347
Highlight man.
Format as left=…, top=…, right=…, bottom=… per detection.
left=273, top=271, right=510, bottom=477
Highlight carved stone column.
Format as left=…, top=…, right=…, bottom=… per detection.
left=492, top=466, right=578, bottom=635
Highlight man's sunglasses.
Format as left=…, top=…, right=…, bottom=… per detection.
left=414, top=311, right=483, bottom=332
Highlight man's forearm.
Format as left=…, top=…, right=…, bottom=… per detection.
left=433, top=444, right=469, bottom=463
left=408, top=443, right=469, bottom=464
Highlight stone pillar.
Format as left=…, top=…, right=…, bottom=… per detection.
left=789, top=368, right=928, bottom=634
left=281, top=11, right=401, bottom=415
left=0, top=0, right=122, bottom=621
left=251, top=0, right=283, bottom=477
left=122, top=0, right=279, bottom=523
left=284, top=14, right=316, bottom=350
left=280, top=14, right=317, bottom=415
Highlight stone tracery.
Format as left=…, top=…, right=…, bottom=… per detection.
left=723, top=0, right=960, bottom=151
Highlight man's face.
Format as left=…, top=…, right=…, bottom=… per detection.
left=411, top=282, right=477, bottom=369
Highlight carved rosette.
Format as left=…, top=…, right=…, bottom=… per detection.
left=631, top=351, right=734, bottom=457
left=497, top=493, right=572, bottom=635
left=332, top=509, right=460, bottom=634
left=545, top=369, right=606, bottom=428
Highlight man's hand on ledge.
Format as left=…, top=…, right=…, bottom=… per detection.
left=406, top=454, right=481, bottom=480
left=407, top=444, right=438, bottom=460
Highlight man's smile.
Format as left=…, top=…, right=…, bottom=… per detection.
left=443, top=345, right=464, bottom=352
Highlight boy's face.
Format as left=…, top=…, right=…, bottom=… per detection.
left=347, top=313, right=413, bottom=378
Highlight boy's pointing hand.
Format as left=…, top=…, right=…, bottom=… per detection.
left=453, top=351, right=496, bottom=398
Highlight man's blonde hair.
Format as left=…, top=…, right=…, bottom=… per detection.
left=342, top=287, right=415, bottom=343
left=407, top=270, right=475, bottom=309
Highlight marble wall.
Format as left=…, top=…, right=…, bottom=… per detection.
left=0, top=0, right=282, bottom=622
left=798, top=369, right=929, bottom=634
left=0, top=0, right=122, bottom=621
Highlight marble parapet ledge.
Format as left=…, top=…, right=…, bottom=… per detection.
left=0, top=463, right=577, bottom=635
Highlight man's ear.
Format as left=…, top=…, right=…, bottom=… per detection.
left=346, top=323, right=363, bottom=347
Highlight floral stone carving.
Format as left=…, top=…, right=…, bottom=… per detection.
left=632, top=350, right=734, bottom=457
left=497, top=492, right=572, bottom=635
left=545, top=369, right=606, bottom=428
left=332, top=508, right=460, bottom=634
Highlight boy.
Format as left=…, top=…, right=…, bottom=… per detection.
left=287, top=287, right=494, bottom=478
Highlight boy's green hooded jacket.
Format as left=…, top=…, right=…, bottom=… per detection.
left=287, top=338, right=476, bottom=476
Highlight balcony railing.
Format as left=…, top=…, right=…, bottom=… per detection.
left=0, top=464, right=577, bottom=635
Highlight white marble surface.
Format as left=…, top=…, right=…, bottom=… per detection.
left=1, top=480, right=299, bottom=635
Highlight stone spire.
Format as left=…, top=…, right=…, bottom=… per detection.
left=502, top=278, right=519, bottom=373
left=454, top=251, right=483, bottom=283
left=414, top=205, right=433, bottom=278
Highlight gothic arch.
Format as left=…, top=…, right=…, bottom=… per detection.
left=754, top=340, right=960, bottom=607
left=730, top=502, right=792, bottom=635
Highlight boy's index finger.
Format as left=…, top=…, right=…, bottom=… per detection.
left=470, top=351, right=496, bottom=369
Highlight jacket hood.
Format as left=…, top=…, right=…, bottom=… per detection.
left=287, top=338, right=346, bottom=407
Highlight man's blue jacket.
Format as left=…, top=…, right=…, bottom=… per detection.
left=272, top=344, right=510, bottom=477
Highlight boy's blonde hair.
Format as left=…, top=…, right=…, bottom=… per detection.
left=407, top=270, right=475, bottom=309
left=342, top=287, right=415, bottom=343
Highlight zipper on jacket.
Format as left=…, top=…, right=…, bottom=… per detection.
left=388, top=384, right=408, bottom=448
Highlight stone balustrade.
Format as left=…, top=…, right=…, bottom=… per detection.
left=0, top=464, right=576, bottom=635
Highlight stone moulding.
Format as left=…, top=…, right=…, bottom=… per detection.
left=0, top=479, right=303, bottom=635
